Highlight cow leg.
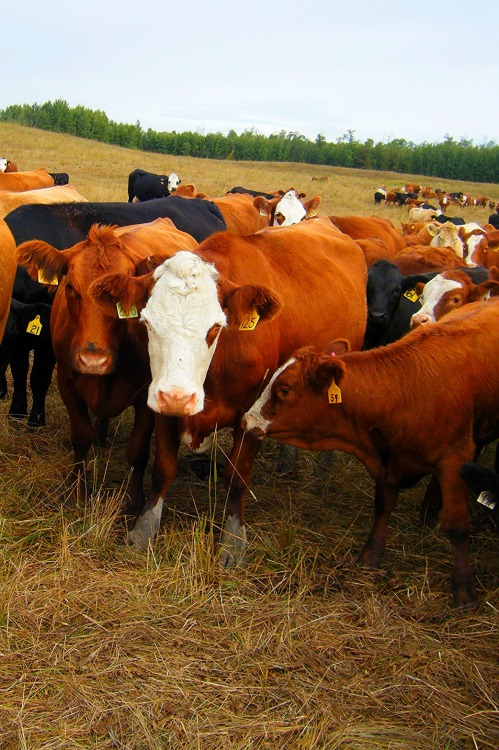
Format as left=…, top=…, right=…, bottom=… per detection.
left=8, top=346, right=29, bottom=419
left=357, top=480, right=399, bottom=568
left=57, top=376, right=95, bottom=506
left=123, top=403, right=155, bottom=515
left=27, top=346, right=56, bottom=427
left=128, top=415, right=179, bottom=550
left=419, top=476, right=442, bottom=526
left=275, top=443, right=299, bottom=477
left=220, top=425, right=262, bottom=568
left=439, top=466, right=477, bottom=608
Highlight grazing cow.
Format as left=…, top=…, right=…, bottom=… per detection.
left=407, top=207, right=439, bottom=224
left=410, top=269, right=498, bottom=327
left=420, top=187, right=437, bottom=199
left=0, top=168, right=54, bottom=192
left=373, top=188, right=387, bottom=204
left=0, top=219, right=17, bottom=342
left=0, top=184, right=88, bottom=219
left=402, top=183, right=421, bottom=194
left=91, top=217, right=368, bottom=556
left=0, top=158, right=18, bottom=173
left=242, top=299, right=499, bottom=607
left=17, top=219, right=199, bottom=508
left=48, top=172, right=70, bottom=186
left=127, top=169, right=181, bottom=202
left=328, top=215, right=407, bottom=258
left=473, top=195, right=489, bottom=209
left=4, top=196, right=226, bottom=248
left=0, top=299, right=54, bottom=426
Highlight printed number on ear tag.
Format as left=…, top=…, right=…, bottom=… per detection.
left=38, top=270, right=58, bottom=285
left=477, top=491, right=496, bottom=510
left=404, top=288, right=420, bottom=302
left=327, top=378, right=342, bottom=404
left=239, top=310, right=260, bottom=331
left=116, top=302, right=138, bottom=319
left=27, top=315, right=42, bottom=336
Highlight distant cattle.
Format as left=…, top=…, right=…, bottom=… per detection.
left=48, top=172, right=70, bottom=186
left=4, top=196, right=226, bottom=248
left=373, top=188, right=387, bottom=204
left=0, top=219, right=17, bottom=342
left=434, top=215, right=465, bottom=226
left=0, top=168, right=54, bottom=192
left=128, top=169, right=181, bottom=202
left=407, top=207, right=440, bottom=224
left=91, top=217, right=368, bottom=556
left=410, top=269, right=498, bottom=327
left=0, top=184, right=88, bottom=219
left=242, top=299, right=499, bottom=607
left=0, top=158, right=18, bottom=173
left=17, top=219, right=199, bottom=508
left=226, top=186, right=277, bottom=199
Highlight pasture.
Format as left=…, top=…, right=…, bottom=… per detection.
left=0, top=122, right=497, bottom=749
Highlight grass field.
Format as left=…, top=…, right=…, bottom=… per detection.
left=0, top=122, right=498, bottom=750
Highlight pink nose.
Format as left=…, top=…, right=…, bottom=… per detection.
left=156, top=387, right=198, bottom=415
left=411, top=313, right=431, bottom=328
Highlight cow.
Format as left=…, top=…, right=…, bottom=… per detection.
left=407, top=207, right=440, bottom=224
left=0, top=299, right=54, bottom=426
left=427, top=221, right=465, bottom=259
left=242, top=299, right=499, bottom=608
left=373, top=188, right=387, bottom=204
left=0, top=184, right=88, bottom=219
left=4, top=196, right=226, bottom=248
left=127, top=169, right=181, bottom=202
left=328, top=215, right=407, bottom=258
left=488, top=214, right=499, bottom=230
left=261, top=189, right=321, bottom=226
left=90, top=217, right=368, bottom=556
left=434, top=215, right=465, bottom=226
left=0, top=168, right=54, bottom=192
left=16, top=219, right=199, bottom=509
left=0, top=158, right=18, bottom=173
left=48, top=172, right=70, bottom=186
left=204, top=192, right=273, bottom=234
left=410, top=269, right=498, bottom=327
left=471, top=230, right=499, bottom=268
left=226, top=186, right=277, bottom=200
left=473, top=196, right=489, bottom=209
left=392, top=246, right=467, bottom=275
left=0, top=219, right=17, bottom=342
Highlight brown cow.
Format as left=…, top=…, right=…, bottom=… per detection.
left=392, top=245, right=466, bottom=275
left=410, top=269, right=499, bottom=326
left=205, top=192, right=273, bottom=233
left=0, top=184, right=88, bottom=219
left=0, top=219, right=17, bottom=342
left=16, top=218, right=198, bottom=509
left=91, top=217, right=368, bottom=557
left=0, top=168, right=54, bottom=192
left=328, top=215, right=407, bottom=258
left=0, top=158, right=18, bottom=173
left=242, top=299, right=499, bottom=607
left=470, top=230, right=499, bottom=268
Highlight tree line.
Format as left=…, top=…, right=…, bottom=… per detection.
left=1, top=99, right=498, bottom=184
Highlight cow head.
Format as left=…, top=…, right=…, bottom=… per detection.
left=167, top=173, right=181, bottom=193
left=410, top=271, right=498, bottom=327
left=0, top=158, right=8, bottom=172
left=271, top=189, right=321, bottom=226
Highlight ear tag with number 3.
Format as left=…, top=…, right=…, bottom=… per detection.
left=404, top=288, right=419, bottom=302
left=327, top=378, right=342, bottom=404
left=27, top=315, right=42, bottom=336
left=116, top=301, right=138, bottom=319
left=239, top=309, right=260, bottom=331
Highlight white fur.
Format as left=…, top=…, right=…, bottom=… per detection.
left=411, top=277, right=461, bottom=325
left=273, top=190, right=306, bottom=226
left=243, top=358, right=296, bottom=433
left=167, top=172, right=180, bottom=192
left=141, top=251, right=226, bottom=415
left=0, top=158, right=8, bottom=172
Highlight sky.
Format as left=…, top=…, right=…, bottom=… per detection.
left=2, top=1, right=498, bottom=146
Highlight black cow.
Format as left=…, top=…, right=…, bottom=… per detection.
left=48, top=172, right=70, bottom=186
left=488, top=214, right=499, bottom=229
left=227, top=186, right=277, bottom=199
left=395, top=191, right=419, bottom=206
left=128, top=169, right=181, bottom=202
left=373, top=189, right=387, bottom=204
left=363, top=260, right=490, bottom=350
left=434, top=214, right=465, bottom=226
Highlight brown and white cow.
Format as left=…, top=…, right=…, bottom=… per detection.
left=0, top=219, right=17, bottom=342
left=427, top=221, right=465, bottom=259
left=242, top=299, right=499, bottom=607
left=91, top=217, right=367, bottom=557
left=0, top=168, right=54, bottom=192
left=410, top=269, right=498, bottom=327
left=261, top=188, right=321, bottom=226
left=0, top=158, right=18, bottom=173
left=16, top=218, right=198, bottom=509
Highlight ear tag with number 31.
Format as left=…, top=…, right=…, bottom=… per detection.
left=26, top=315, right=42, bottom=336
left=328, top=378, right=342, bottom=404
left=239, top=309, right=260, bottom=331
left=116, top=301, right=138, bottom=319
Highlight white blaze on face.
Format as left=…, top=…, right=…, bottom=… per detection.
left=0, top=158, right=8, bottom=172
left=167, top=172, right=180, bottom=192
left=243, top=358, right=296, bottom=433
left=411, top=276, right=462, bottom=326
left=273, top=190, right=306, bottom=226
left=141, top=251, right=226, bottom=416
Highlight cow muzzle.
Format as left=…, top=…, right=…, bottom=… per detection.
left=151, top=386, right=200, bottom=416
left=72, top=348, right=115, bottom=375
left=240, top=413, right=266, bottom=439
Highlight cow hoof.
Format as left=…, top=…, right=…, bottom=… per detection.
left=219, top=515, right=247, bottom=568
left=127, top=501, right=163, bottom=550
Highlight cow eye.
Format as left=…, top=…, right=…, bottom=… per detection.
left=277, top=385, right=291, bottom=399
left=206, top=323, right=222, bottom=348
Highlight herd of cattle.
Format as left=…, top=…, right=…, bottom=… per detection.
left=0, top=159, right=498, bottom=610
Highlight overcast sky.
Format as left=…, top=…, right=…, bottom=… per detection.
left=3, top=1, right=497, bottom=146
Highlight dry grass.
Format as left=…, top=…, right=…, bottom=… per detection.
left=0, top=122, right=497, bottom=749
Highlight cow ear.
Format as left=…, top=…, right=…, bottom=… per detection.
left=322, top=338, right=350, bottom=357
left=135, top=254, right=171, bottom=275
left=427, top=223, right=438, bottom=237
left=253, top=196, right=271, bottom=217
left=308, top=353, right=346, bottom=394
left=475, top=279, right=499, bottom=299
left=17, top=240, right=69, bottom=282
left=303, top=195, right=321, bottom=217
left=90, top=272, right=154, bottom=317
left=220, top=281, right=282, bottom=327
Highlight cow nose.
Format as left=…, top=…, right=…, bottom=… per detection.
left=411, top=313, right=431, bottom=328
left=241, top=414, right=265, bottom=438
left=368, top=310, right=387, bottom=324
left=156, top=387, right=198, bottom=416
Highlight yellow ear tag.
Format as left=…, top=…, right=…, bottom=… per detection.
left=27, top=315, right=42, bottom=336
left=239, top=310, right=260, bottom=331
left=327, top=378, right=342, bottom=405
left=404, top=288, right=420, bottom=302
left=116, top=302, right=138, bottom=319
left=38, top=269, right=58, bottom=285
left=307, top=209, right=318, bottom=218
